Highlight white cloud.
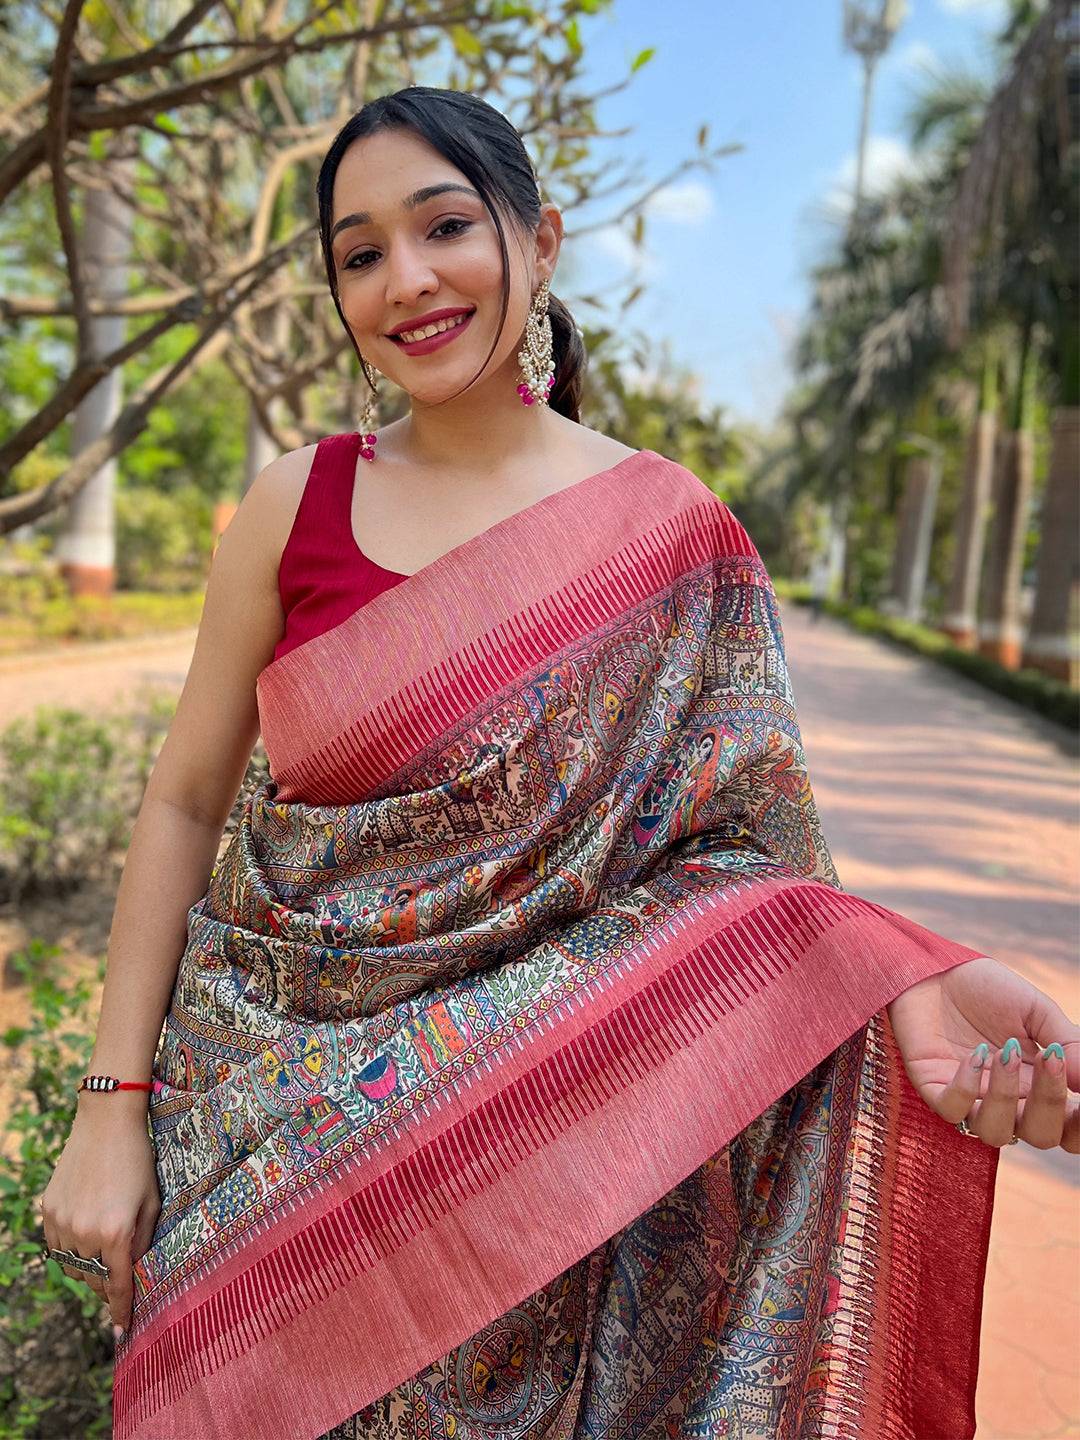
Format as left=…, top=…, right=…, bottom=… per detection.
left=895, top=39, right=941, bottom=75
left=936, top=0, right=1008, bottom=28
left=574, top=180, right=713, bottom=284
left=582, top=223, right=662, bottom=280
left=824, top=134, right=919, bottom=212
left=576, top=213, right=668, bottom=280
left=642, top=179, right=714, bottom=224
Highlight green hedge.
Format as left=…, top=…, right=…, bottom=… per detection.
left=776, top=580, right=1080, bottom=732
left=0, top=587, right=204, bottom=656
left=1, top=944, right=116, bottom=1439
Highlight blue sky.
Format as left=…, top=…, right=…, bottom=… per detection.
left=556, top=0, right=1011, bottom=429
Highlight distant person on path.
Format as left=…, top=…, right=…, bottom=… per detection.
left=808, top=551, right=830, bottom=624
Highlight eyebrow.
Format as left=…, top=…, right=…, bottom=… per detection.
left=330, top=184, right=482, bottom=245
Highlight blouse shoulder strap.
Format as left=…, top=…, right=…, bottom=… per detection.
left=278, top=432, right=360, bottom=578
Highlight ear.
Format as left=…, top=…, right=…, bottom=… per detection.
left=536, top=203, right=563, bottom=284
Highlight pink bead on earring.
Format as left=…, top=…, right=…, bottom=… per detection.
left=357, top=362, right=379, bottom=461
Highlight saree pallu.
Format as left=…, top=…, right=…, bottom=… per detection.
left=112, top=449, right=998, bottom=1440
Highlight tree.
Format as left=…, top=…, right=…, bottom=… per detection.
left=940, top=0, right=1078, bottom=682
left=0, top=0, right=741, bottom=562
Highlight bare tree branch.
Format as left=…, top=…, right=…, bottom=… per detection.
left=46, top=0, right=91, bottom=355
left=0, top=5, right=475, bottom=203
left=0, top=229, right=311, bottom=484
left=0, top=241, right=294, bottom=531
left=1, top=0, right=733, bottom=543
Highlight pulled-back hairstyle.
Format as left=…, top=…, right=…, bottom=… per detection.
left=315, top=86, right=586, bottom=423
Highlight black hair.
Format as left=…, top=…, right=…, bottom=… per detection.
left=315, top=86, right=587, bottom=424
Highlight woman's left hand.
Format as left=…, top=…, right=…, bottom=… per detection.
left=885, top=956, right=1079, bottom=1153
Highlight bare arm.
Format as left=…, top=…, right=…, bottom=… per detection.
left=75, top=446, right=315, bottom=1129
left=39, top=449, right=317, bottom=1334
left=79, top=799, right=227, bottom=1124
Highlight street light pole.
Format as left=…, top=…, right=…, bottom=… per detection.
left=820, top=0, right=907, bottom=602
left=843, top=0, right=906, bottom=234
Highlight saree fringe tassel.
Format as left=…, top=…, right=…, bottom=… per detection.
left=112, top=449, right=997, bottom=1440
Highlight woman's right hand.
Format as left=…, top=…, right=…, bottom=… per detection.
left=39, top=1108, right=162, bottom=1335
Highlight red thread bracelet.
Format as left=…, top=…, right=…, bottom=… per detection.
left=78, top=1074, right=164, bottom=1093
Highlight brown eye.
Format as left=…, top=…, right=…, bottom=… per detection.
left=343, top=218, right=473, bottom=272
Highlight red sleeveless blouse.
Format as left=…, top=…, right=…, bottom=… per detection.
left=272, top=431, right=408, bottom=663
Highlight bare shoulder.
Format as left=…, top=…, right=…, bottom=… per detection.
left=251, top=442, right=320, bottom=554
left=572, top=424, right=640, bottom=467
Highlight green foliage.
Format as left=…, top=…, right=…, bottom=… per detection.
left=0, top=535, right=70, bottom=615
left=114, top=485, right=214, bottom=591
left=0, top=581, right=205, bottom=654
left=579, top=331, right=742, bottom=500
left=116, top=360, right=249, bottom=504
left=0, top=693, right=177, bottom=906
left=0, top=944, right=117, bottom=1439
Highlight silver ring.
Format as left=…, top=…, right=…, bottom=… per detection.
left=956, top=1117, right=1018, bottom=1145
left=41, top=1245, right=111, bottom=1280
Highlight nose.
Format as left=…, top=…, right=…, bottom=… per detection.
left=382, top=239, right=439, bottom=318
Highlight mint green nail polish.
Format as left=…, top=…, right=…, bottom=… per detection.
left=1001, top=1037, right=1021, bottom=1066
left=1044, top=1043, right=1065, bottom=1060
left=970, top=1043, right=990, bottom=1069
left=1043, top=1042, right=1065, bottom=1072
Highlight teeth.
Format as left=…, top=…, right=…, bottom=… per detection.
left=397, top=312, right=470, bottom=344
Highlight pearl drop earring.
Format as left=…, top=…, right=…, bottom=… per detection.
left=516, top=276, right=556, bottom=406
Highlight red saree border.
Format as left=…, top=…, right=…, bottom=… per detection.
left=847, top=1012, right=999, bottom=1440
left=114, top=873, right=995, bottom=1440
left=254, top=449, right=733, bottom=803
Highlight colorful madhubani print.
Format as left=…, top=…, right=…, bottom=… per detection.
left=113, top=450, right=996, bottom=1440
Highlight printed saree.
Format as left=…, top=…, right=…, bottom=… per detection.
left=112, top=448, right=999, bottom=1440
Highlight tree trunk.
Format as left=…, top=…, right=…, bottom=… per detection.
left=978, top=321, right=1037, bottom=670
left=824, top=479, right=850, bottom=604
left=978, top=428, right=1035, bottom=668
left=884, top=449, right=942, bottom=622
left=1021, top=406, right=1080, bottom=685
left=942, top=355, right=998, bottom=649
left=54, top=157, right=136, bottom=598
left=242, top=299, right=291, bottom=497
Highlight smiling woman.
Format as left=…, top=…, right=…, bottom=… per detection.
left=313, top=98, right=585, bottom=474
left=63, top=83, right=1072, bottom=1440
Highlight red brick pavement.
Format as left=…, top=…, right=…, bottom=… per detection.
left=1, top=612, right=1077, bottom=1437
left=785, top=604, right=1080, bottom=1440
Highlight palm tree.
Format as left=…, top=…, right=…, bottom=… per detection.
left=977, top=315, right=1039, bottom=666
left=885, top=396, right=944, bottom=623
left=941, top=342, right=999, bottom=649
left=789, top=162, right=974, bottom=615
left=940, top=0, right=1078, bottom=684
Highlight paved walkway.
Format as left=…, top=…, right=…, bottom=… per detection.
left=785, top=605, right=1080, bottom=1439
left=1, top=612, right=1077, bottom=1437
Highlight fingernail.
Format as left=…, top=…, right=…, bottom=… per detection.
left=970, top=1043, right=990, bottom=1069
left=1001, top=1037, right=1021, bottom=1067
left=113, top=1324, right=124, bottom=1341
left=1043, top=1042, right=1065, bottom=1074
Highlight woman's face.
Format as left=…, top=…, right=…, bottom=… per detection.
left=329, top=128, right=560, bottom=404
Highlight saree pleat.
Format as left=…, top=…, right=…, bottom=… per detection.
left=112, top=449, right=997, bottom=1440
